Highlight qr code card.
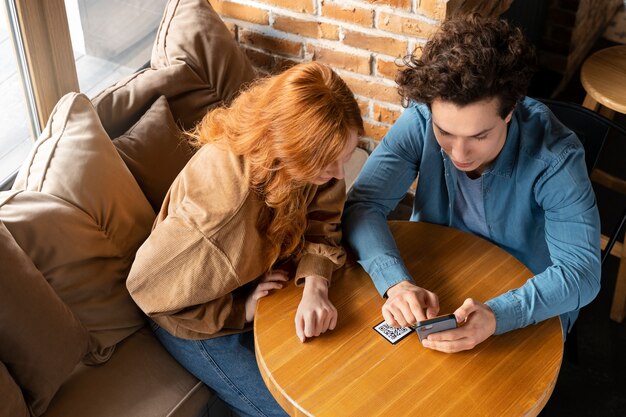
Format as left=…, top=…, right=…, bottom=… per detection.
left=373, top=320, right=413, bottom=345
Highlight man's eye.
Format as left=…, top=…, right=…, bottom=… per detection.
left=474, top=135, right=487, bottom=140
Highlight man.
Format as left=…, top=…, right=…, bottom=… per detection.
left=343, top=14, right=601, bottom=353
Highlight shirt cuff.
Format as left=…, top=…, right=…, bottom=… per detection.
left=485, top=291, right=522, bottom=335
left=295, top=253, right=335, bottom=286
left=363, top=255, right=414, bottom=297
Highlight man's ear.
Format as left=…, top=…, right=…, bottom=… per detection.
left=504, top=107, right=514, bottom=124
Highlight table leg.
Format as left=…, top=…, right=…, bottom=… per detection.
left=582, top=94, right=600, bottom=112
left=599, top=106, right=616, bottom=120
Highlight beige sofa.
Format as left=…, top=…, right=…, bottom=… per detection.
left=0, top=1, right=251, bottom=416
left=0, top=1, right=368, bottom=416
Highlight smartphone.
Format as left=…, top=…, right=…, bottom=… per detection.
left=414, top=314, right=457, bottom=342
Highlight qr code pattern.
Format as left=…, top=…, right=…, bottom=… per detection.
left=378, top=323, right=409, bottom=339
left=373, top=320, right=412, bottom=344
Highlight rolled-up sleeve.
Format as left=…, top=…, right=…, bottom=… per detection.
left=486, top=144, right=600, bottom=334
left=343, top=107, right=424, bottom=296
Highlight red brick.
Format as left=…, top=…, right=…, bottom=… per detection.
left=321, top=3, right=374, bottom=27
left=364, top=121, right=390, bottom=141
left=341, top=73, right=401, bottom=104
left=273, top=56, right=300, bottom=73
left=376, top=57, right=405, bottom=80
left=356, top=97, right=370, bottom=118
left=243, top=47, right=301, bottom=74
left=360, top=0, right=412, bottom=10
left=417, top=0, right=447, bottom=20
left=446, top=0, right=515, bottom=18
left=273, top=15, right=340, bottom=40
left=212, top=0, right=269, bottom=25
left=307, top=45, right=371, bottom=75
left=239, top=30, right=303, bottom=57
left=377, top=12, right=440, bottom=39
left=374, top=103, right=402, bottom=124
left=255, top=0, right=313, bottom=13
left=243, top=47, right=275, bottom=72
left=343, top=30, right=408, bottom=57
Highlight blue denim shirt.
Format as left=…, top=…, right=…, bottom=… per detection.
left=343, top=97, right=601, bottom=334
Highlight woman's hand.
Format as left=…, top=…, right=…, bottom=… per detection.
left=295, top=275, right=337, bottom=342
left=245, top=270, right=289, bottom=323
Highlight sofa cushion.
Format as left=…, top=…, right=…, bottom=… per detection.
left=113, top=96, right=195, bottom=212
left=41, top=327, right=213, bottom=417
left=0, top=219, right=89, bottom=416
left=3, top=93, right=155, bottom=364
left=92, top=0, right=257, bottom=139
left=0, top=361, right=29, bottom=417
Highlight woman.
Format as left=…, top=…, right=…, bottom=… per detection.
left=127, top=61, right=364, bottom=417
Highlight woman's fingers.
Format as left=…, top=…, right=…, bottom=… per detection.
left=302, top=309, right=334, bottom=337
left=263, top=270, right=290, bottom=282
left=253, top=281, right=283, bottom=300
left=295, top=313, right=306, bottom=342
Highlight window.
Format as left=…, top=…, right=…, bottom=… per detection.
left=0, top=0, right=166, bottom=186
left=65, top=0, right=166, bottom=96
left=0, top=0, right=36, bottom=182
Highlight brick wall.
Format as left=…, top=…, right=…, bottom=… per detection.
left=212, top=0, right=512, bottom=145
left=539, top=0, right=623, bottom=95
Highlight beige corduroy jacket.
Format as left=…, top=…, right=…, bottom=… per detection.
left=127, top=144, right=346, bottom=340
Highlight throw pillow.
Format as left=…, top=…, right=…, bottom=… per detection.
left=113, top=96, right=195, bottom=212
left=3, top=92, right=155, bottom=364
left=0, top=362, right=29, bottom=417
left=0, top=219, right=88, bottom=416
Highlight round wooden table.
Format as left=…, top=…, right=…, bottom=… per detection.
left=255, top=221, right=563, bottom=417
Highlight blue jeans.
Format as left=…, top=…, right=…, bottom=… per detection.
left=151, top=322, right=288, bottom=417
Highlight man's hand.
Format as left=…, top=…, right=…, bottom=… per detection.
left=421, top=298, right=496, bottom=353
left=245, top=270, right=289, bottom=323
left=383, top=281, right=440, bottom=327
left=295, top=275, right=338, bottom=342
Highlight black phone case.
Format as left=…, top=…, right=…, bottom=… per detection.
left=415, top=314, right=457, bottom=341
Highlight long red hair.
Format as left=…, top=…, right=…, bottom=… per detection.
left=188, top=62, right=364, bottom=261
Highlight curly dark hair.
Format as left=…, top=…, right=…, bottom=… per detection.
left=396, top=13, right=537, bottom=118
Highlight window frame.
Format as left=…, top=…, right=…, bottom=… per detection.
left=8, top=0, right=79, bottom=131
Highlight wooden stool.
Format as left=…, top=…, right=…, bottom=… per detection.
left=581, top=45, right=626, bottom=118
left=580, top=45, right=626, bottom=322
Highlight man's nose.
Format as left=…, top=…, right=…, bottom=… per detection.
left=451, top=140, right=469, bottom=161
